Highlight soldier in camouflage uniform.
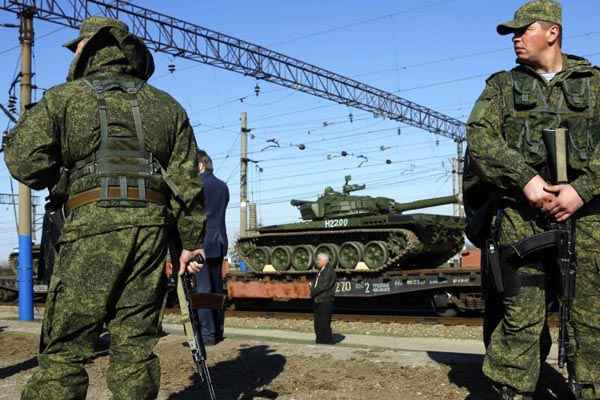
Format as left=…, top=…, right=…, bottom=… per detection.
left=3, top=17, right=206, bottom=399
left=466, top=1, right=600, bottom=399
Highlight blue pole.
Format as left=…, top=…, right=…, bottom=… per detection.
left=17, top=11, right=34, bottom=322
left=18, top=234, right=33, bottom=320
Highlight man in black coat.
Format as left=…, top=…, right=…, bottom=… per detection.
left=195, top=150, right=229, bottom=345
left=310, top=253, right=337, bottom=344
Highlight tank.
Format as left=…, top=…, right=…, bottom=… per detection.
left=237, top=175, right=464, bottom=273
left=0, top=245, right=45, bottom=302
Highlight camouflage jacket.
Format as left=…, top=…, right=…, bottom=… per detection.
left=3, top=26, right=205, bottom=249
left=467, top=54, right=600, bottom=205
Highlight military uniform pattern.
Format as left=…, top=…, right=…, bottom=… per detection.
left=21, top=227, right=167, bottom=400
left=4, top=23, right=205, bottom=249
left=3, top=17, right=205, bottom=399
left=468, top=55, right=600, bottom=398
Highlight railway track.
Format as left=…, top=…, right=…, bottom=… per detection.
left=1, top=303, right=558, bottom=327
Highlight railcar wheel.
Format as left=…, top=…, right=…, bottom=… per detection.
left=314, top=243, right=339, bottom=269
left=338, top=241, right=364, bottom=270
left=271, top=245, right=293, bottom=271
left=291, top=245, right=314, bottom=271
left=363, top=241, right=388, bottom=269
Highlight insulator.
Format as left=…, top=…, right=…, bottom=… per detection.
left=348, top=112, right=353, bottom=123
left=297, top=144, right=306, bottom=150
left=254, top=83, right=260, bottom=96
left=168, top=63, right=176, bottom=73
left=386, top=159, right=392, bottom=164
left=397, top=127, right=402, bottom=135
left=341, top=150, right=348, bottom=157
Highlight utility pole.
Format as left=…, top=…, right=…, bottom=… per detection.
left=239, top=112, right=249, bottom=238
left=18, top=8, right=34, bottom=321
left=454, top=140, right=465, bottom=218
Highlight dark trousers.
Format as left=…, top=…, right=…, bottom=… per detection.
left=313, top=301, right=334, bottom=343
left=195, top=257, right=224, bottom=342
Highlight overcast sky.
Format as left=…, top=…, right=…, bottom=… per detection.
left=0, top=0, right=599, bottom=261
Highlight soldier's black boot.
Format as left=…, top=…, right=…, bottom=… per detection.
left=569, top=380, right=598, bottom=400
left=494, top=384, right=534, bottom=400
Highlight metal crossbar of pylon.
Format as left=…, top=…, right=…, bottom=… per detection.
left=0, top=0, right=466, bottom=141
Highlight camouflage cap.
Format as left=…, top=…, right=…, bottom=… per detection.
left=64, top=16, right=129, bottom=52
left=497, top=0, right=562, bottom=35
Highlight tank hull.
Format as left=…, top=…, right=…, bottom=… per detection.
left=237, top=213, right=464, bottom=273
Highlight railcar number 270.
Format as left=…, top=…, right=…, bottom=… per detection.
left=323, top=218, right=349, bottom=228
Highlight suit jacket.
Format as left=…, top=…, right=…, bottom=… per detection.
left=310, top=264, right=337, bottom=303
left=201, top=171, right=229, bottom=259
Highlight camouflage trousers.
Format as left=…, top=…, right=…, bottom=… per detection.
left=21, top=226, right=168, bottom=400
left=483, top=208, right=600, bottom=399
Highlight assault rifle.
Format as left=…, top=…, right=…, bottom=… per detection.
left=169, top=235, right=225, bottom=399
left=542, top=128, right=577, bottom=369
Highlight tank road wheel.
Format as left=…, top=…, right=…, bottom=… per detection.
left=248, top=247, right=271, bottom=272
left=238, top=241, right=254, bottom=257
left=363, top=241, right=388, bottom=269
left=271, top=245, right=293, bottom=271
left=338, top=241, right=364, bottom=270
left=315, top=243, right=339, bottom=269
left=291, top=245, right=315, bottom=271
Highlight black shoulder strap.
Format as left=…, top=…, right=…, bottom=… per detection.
left=82, top=77, right=149, bottom=201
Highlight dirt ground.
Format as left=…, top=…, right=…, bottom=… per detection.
left=0, top=327, right=573, bottom=400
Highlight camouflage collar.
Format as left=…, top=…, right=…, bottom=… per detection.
left=515, top=53, right=594, bottom=83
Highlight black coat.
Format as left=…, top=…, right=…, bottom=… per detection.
left=310, top=264, right=337, bottom=303
left=201, top=171, right=229, bottom=259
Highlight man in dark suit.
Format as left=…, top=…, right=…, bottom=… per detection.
left=310, top=253, right=337, bottom=344
left=195, top=150, right=229, bottom=345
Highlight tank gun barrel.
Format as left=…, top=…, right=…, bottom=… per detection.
left=290, top=199, right=310, bottom=207
left=391, top=195, right=458, bottom=213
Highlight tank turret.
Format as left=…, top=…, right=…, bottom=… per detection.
left=291, top=176, right=457, bottom=220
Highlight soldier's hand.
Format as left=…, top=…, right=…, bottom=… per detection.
left=523, top=175, right=555, bottom=209
left=179, top=248, right=205, bottom=274
left=543, top=184, right=584, bottom=222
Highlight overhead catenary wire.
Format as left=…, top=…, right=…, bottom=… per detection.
left=227, top=171, right=449, bottom=209
left=229, top=159, right=451, bottom=198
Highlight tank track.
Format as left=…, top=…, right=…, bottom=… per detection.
left=237, top=227, right=439, bottom=276
left=0, top=274, right=18, bottom=302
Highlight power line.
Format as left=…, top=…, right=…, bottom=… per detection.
left=230, top=159, right=450, bottom=197
left=253, top=155, right=451, bottom=183
left=269, top=0, right=455, bottom=47
left=227, top=171, right=448, bottom=209
left=0, top=25, right=67, bottom=57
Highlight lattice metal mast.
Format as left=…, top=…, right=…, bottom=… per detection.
left=1, top=0, right=466, bottom=141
